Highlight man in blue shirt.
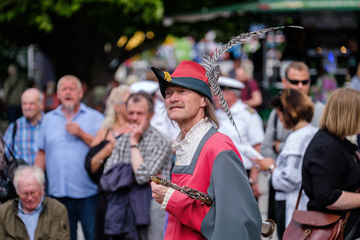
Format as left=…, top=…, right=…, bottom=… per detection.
left=0, top=165, right=70, bottom=240
left=35, top=75, right=104, bottom=240
left=3, top=88, right=44, bottom=165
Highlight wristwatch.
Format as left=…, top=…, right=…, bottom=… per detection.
left=268, top=164, right=275, bottom=173
left=248, top=178, right=258, bottom=186
left=130, top=144, right=139, bottom=148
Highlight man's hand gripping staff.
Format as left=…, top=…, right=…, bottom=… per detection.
left=150, top=176, right=212, bottom=205
left=150, top=175, right=276, bottom=238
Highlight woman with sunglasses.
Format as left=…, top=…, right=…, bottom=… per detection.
left=254, top=89, right=318, bottom=239
left=302, top=88, right=360, bottom=239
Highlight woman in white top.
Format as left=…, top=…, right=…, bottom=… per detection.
left=254, top=89, right=318, bottom=239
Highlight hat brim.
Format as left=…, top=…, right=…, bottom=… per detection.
left=151, top=66, right=212, bottom=102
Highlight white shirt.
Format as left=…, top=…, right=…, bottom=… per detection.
left=272, top=123, right=318, bottom=227
left=172, top=118, right=213, bottom=166
left=216, top=100, right=265, bottom=170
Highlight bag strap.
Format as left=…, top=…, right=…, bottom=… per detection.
left=273, top=113, right=278, bottom=141
left=11, top=121, right=17, bottom=152
left=295, top=186, right=303, bottom=210
left=0, top=133, right=16, bottom=164
left=104, top=128, right=110, bottom=141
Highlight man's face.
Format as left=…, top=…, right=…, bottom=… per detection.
left=17, top=175, right=43, bottom=213
left=57, top=78, right=83, bottom=110
left=126, top=97, right=153, bottom=126
left=21, top=91, right=42, bottom=121
left=282, top=68, right=310, bottom=94
left=165, top=85, right=206, bottom=123
left=213, top=89, right=233, bottom=109
left=235, top=68, right=248, bottom=83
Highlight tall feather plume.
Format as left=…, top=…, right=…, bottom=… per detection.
left=201, top=25, right=303, bottom=141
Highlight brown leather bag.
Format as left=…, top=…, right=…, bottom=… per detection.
left=283, top=187, right=356, bottom=240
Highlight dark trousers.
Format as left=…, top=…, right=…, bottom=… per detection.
left=95, top=191, right=110, bottom=240
left=53, top=195, right=97, bottom=240
left=268, top=177, right=276, bottom=220
left=275, top=200, right=286, bottom=240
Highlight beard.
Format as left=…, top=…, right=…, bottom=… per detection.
left=63, top=103, right=75, bottom=113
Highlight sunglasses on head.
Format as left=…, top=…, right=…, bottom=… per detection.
left=287, top=78, right=310, bottom=85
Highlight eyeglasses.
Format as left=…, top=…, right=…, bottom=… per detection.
left=115, top=101, right=125, bottom=106
left=287, top=78, right=310, bottom=85
left=18, top=191, right=40, bottom=198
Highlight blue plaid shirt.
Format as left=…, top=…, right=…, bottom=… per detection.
left=3, top=113, right=44, bottom=165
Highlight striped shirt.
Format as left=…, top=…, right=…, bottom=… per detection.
left=3, top=114, right=43, bottom=165
left=104, top=125, right=173, bottom=184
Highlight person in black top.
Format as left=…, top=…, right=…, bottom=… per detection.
left=302, top=88, right=360, bottom=239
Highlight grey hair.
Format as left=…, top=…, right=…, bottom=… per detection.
left=102, top=85, right=132, bottom=129
left=57, top=75, right=82, bottom=90
left=13, top=166, right=45, bottom=191
left=21, top=88, right=43, bottom=106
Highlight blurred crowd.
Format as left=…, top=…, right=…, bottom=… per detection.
left=0, top=58, right=360, bottom=240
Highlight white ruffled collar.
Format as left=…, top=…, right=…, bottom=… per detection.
left=172, top=118, right=212, bottom=157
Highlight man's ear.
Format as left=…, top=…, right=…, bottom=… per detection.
left=42, top=183, right=45, bottom=195
left=200, top=97, right=207, bottom=107
left=281, top=77, right=288, bottom=89
left=79, top=88, right=84, bottom=100
left=149, top=111, right=155, bottom=119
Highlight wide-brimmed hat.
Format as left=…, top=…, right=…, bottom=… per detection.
left=151, top=60, right=212, bottom=102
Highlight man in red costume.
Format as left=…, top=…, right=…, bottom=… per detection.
left=150, top=60, right=262, bottom=240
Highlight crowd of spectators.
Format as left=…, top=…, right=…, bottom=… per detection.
left=0, top=59, right=359, bottom=240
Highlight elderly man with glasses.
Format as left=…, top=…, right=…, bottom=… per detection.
left=259, top=61, right=325, bottom=239
left=0, top=166, right=70, bottom=240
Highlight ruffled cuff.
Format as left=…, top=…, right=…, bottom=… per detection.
left=161, top=188, right=175, bottom=210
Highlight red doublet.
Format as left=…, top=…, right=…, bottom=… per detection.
left=164, top=131, right=243, bottom=240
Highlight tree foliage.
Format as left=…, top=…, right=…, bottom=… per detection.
left=0, top=0, right=163, bottom=32
left=0, top=0, right=260, bottom=86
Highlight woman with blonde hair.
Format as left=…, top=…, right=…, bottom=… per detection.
left=90, top=85, right=132, bottom=172
left=302, top=88, right=360, bottom=239
left=85, top=85, right=131, bottom=240
left=254, top=89, right=318, bottom=239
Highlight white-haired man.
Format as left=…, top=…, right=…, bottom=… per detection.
left=0, top=166, right=70, bottom=239
left=150, top=61, right=262, bottom=240
left=35, top=75, right=104, bottom=240
left=3, top=88, right=44, bottom=165
left=215, top=77, right=265, bottom=199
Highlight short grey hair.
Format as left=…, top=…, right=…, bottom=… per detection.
left=13, top=166, right=45, bottom=191
left=21, top=88, right=43, bottom=105
left=57, top=75, right=82, bottom=90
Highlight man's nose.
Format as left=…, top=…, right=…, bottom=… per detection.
left=298, top=82, right=304, bottom=89
left=169, top=92, right=179, bottom=102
